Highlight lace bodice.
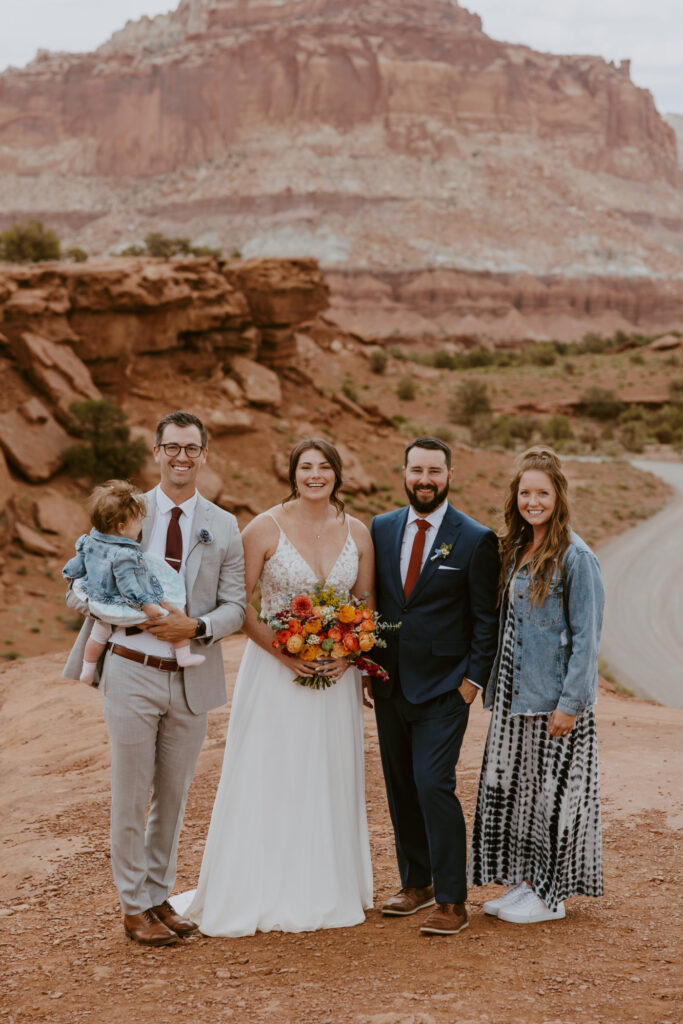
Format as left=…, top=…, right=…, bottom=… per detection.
left=260, top=517, right=359, bottom=617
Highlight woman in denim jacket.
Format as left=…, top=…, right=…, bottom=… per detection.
left=63, top=480, right=204, bottom=684
left=468, top=446, right=605, bottom=924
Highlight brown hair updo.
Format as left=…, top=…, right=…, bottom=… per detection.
left=87, top=479, right=147, bottom=535
left=282, top=438, right=345, bottom=516
left=499, top=445, right=571, bottom=606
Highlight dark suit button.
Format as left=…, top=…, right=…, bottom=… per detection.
left=516, top=639, right=522, bottom=646
left=514, top=689, right=519, bottom=695
left=402, top=607, right=407, bottom=613
left=517, top=617, right=523, bottom=624
left=515, top=665, right=521, bottom=671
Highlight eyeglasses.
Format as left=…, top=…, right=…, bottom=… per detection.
left=158, top=443, right=205, bottom=458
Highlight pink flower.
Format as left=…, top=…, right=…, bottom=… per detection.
left=291, top=594, right=314, bottom=618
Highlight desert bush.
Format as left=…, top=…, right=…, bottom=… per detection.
left=432, top=350, right=455, bottom=369
left=65, top=247, right=89, bottom=263
left=368, top=349, right=388, bottom=374
left=448, top=379, right=491, bottom=424
left=396, top=376, right=417, bottom=401
left=64, top=400, right=148, bottom=483
left=429, top=425, right=455, bottom=444
left=490, top=414, right=539, bottom=449
left=341, top=376, right=359, bottom=402
left=620, top=421, right=647, bottom=453
left=669, top=378, right=683, bottom=404
left=576, top=387, right=624, bottom=420
left=0, top=220, right=61, bottom=263
left=118, top=232, right=222, bottom=259
left=524, top=342, right=557, bottom=367
left=547, top=414, right=573, bottom=441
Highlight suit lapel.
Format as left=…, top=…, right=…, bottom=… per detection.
left=141, top=488, right=157, bottom=549
left=405, top=504, right=463, bottom=605
left=389, top=507, right=409, bottom=602
left=185, top=495, right=215, bottom=598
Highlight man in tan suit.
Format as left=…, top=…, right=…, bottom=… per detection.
left=64, top=411, right=246, bottom=946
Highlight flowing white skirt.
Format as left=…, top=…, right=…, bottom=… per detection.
left=173, top=639, right=373, bottom=936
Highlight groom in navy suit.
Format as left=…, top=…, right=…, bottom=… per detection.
left=369, top=437, right=499, bottom=935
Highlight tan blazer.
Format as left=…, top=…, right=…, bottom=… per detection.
left=63, top=489, right=246, bottom=713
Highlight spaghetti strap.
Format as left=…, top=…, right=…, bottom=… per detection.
left=262, top=510, right=283, bottom=531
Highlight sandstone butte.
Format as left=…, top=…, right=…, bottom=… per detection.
left=0, top=0, right=682, bottom=342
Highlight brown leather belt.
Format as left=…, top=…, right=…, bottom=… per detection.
left=109, top=643, right=179, bottom=672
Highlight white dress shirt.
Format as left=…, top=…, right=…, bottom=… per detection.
left=399, top=500, right=449, bottom=587
left=111, top=486, right=202, bottom=658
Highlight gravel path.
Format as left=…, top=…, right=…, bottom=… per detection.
left=599, top=459, right=683, bottom=707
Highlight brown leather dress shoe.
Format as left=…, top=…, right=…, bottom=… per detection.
left=151, top=900, right=198, bottom=937
left=123, top=910, right=180, bottom=946
left=382, top=885, right=436, bottom=916
left=420, top=902, right=469, bottom=935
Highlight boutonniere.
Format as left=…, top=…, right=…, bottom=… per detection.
left=430, top=543, right=453, bottom=562
left=196, top=527, right=214, bottom=545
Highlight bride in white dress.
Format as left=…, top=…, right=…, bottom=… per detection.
left=174, top=439, right=374, bottom=935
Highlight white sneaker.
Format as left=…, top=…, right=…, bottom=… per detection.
left=482, top=882, right=531, bottom=917
left=497, top=888, right=566, bottom=923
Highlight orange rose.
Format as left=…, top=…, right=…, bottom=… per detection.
left=288, top=619, right=303, bottom=635
left=312, top=605, right=326, bottom=618
left=343, top=634, right=359, bottom=652
left=360, top=619, right=374, bottom=632
left=299, top=645, right=318, bottom=661
left=277, top=629, right=292, bottom=643
left=362, top=609, right=374, bottom=620
left=353, top=611, right=364, bottom=625
left=303, top=618, right=323, bottom=634
left=286, top=634, right=304, bottom=654
left=358, top=632, right=374, bottom=651
left=337, top=605, right=356, bottom=623
left=328, top=627, right=343, bottom=641
left=331, top=642, right=347, bottom=659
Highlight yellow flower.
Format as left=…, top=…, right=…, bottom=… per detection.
left=299, top=645, right=318, bottom=661
left=303, top=618, right=322, bottom=634
left=337, top=605, right=356, bottom=623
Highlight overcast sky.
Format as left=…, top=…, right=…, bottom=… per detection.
left=0, top=1, right=681, bottom=114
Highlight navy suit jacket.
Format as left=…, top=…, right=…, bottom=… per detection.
left=370, top=503, right=500, bottom=704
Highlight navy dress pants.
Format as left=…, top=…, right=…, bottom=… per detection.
left=374, top=682, right=470, bottom=904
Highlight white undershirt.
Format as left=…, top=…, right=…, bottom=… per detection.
left=110, top=486, right=198, bottom=658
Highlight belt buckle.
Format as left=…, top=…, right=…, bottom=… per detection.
left=142, top=653, right=150, bottom=667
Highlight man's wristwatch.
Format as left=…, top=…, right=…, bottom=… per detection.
left=193, top=618, right=207, bottom=639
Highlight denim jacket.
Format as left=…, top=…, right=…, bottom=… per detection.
left=62, top=529, right=164, bottom=609
left=484, top=531, right=605, bottom=717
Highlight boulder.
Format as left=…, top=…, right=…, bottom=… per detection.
left=218, top=378, right=246, bottom=404
left=34, top=491, right=89, bottom=539
left=230, top=356, right=282, bottom=408
left=226, top=259, right=329, bottom=328
left=197, top=464, right=224, bottom=504
left=335, top=443, right=376, bottom=495
left=206, top=409, right=256, bottom=435
left=0, top=449, right=13, bottom=515
left=0, top=400, right=74, bottom=482
left=649, top=334, right=682, bottom=351
left=8, top=332, right=101, bottom=423
left=15, top=522, right=61, bottom=557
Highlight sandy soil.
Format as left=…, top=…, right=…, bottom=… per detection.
left=1, top=637, right=681, bottom=1024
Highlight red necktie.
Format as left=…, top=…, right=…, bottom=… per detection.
left=165, top=507, right=183, bottom=572
left=404, top=520, right=430, bottom=598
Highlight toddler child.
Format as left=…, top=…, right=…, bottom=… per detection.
left=63, top=479, right=205, bottom=684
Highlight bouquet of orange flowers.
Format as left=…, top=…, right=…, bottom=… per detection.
left=262, top=584, right=395, bottom=690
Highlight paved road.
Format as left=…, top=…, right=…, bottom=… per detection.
left=599, top=459, right=683, bottom=707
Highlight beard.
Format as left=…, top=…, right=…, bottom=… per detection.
left=404, top=478, right=450, bottom=515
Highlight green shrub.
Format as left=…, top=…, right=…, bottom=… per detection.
left=0, top=220, right=61, bottom=263
left=341, top=376, right=359, bottom=403
left=576, top=387, right=624, bottom=420
left=547, top=414, right=573, bottom=441
left=118, top=232, right=222, bottom=259
left=620, top=421, right=647, bottom=453
left=64, top=400, right=148, bottom=483
left=65, top=247, right=89, bottom=263
left=368, top=349, right=388, bottom=375
left=397, top=376, right=417, bottom=401
left=669, top=378, right=683, bottom=404
left=448, top=379, right=491, bottom=424
left=432, top=350, right=455, bottom=369
left=524, top=342, right=557, bottom=367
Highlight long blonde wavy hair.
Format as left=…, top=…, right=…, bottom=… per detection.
left=499, top=445, right=571, bottom=606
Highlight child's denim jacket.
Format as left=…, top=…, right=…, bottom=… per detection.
left=63, top=529, right=164, bottom=609
left=484, top=531, right=605, bottom=717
